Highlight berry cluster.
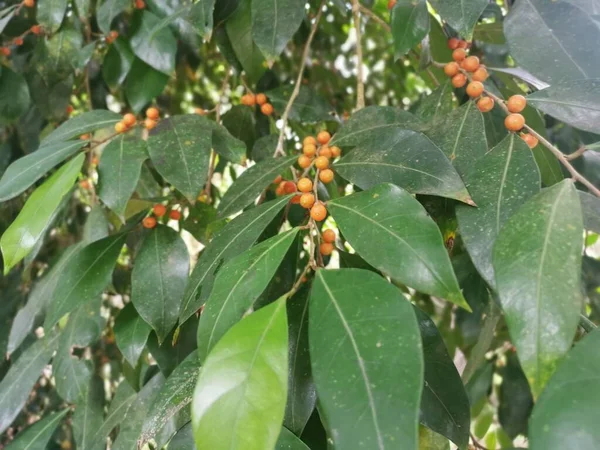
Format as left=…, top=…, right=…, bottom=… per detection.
left=114, top=107, right=160, bottom=133
left=241, top=93, right=274, bottom=116
left=106, top=30, right=119, bottom=44
left=1, top=24, right=43, bottom=56
left=143, top=204, right=181, bottom=228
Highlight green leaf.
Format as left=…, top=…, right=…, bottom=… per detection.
left=188, top=0, right=216, bottom=40
left=126, top=59, right=170, bottom=113
left=44, top=233, right=127, bottom=329
left=527, top=79, right=600, bottom=134
left=309, top=269, right=423, bottom=449
left=415, top=81, right=453, bottom=121
left=197, top=228, right=298, bottom=361
left=415, top=307, right=470, bottom=449
left=32, top=29, right=82, bottom=86
left=89, top=381, right=136, bottom=449
left=391, top=0, right=430, bottom=58
left=73, top=377, right=107, bottom=450
left=97, top=0, right=129, bottom=34
left=579, top=191, right=600, bottom=234
left=498, top=353, right=533, bottom=439
left=0, top=66, right=30, bottom=125
left=83, top=206, right=109, bottom=244
left=191, top=298, right=288, bottom=450
left=221, top=105, right=257, bottom=152
left=0, top=6, right=17, bottom=35
left=131, top=11, right=177, bottom=74
left=0, top=140, right=84, bottom=202
left=218, top=155, right=296, bottom=218
left=329, top=184, right=469, bottom=310
left=141, top=351, right=201, bottom=442
left=132, top=225, right=189, bottom=343
left=267, top=85, right=334, bottom=123
left=428, top=0, right=487, bottom=40
left=456, top=134, right=541, bottom=287
left=180, top=195, right=291, bottom=323
left=504, top=0, right=600, bottom=84
left=168, top=422, right=196, bottom=449
left=334, top=129, right=473, bottom=203
left=210, top=119, right=247, bottom=165
left=4, top=409, right=69, bottom=450
left=27, top=73, right=72, bottom=121
left=276, top=427, right=310, bottom=450
left=473, top=21, right=505, bottom=44
left=103, top=37, right=135, bottom=90
left=1, top=154, right=83, bottom=273
left=251, top=0, right=305, bottom=61
left=37, top=0, right=68, bottom=33
left=529, top=328, right=600, bottom=450
left=42, top=110, right=122, bottom=145
left=114, top=303, right=151, bottom=366
left=98, top=135, right=148, bottom=221
left=0, top=332, right=61, bottom=434
left=493, top=179, right=583, bottom=398
left=147, top=115, right=211, bottom=202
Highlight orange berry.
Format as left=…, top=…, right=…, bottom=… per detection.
left=291, top=195, right=302, bottom=204
left=387, top=0, right=396, bottom=9
left=310, top=203, right=327, bottom=221
left=144, top=118, right=157, bottom=130
left=91, top=156, right=99, bottom=165
left=452, top=48, right=467, bottom=62
left=256, top=93, right=267, bottom=105
left=507, top=95, right=527, bottom=113
left=135, top=0, right=145, bottom=8
left=315, top=156, right=329, bottom=170
left=143, top=217, right=157, bottom=228
left=283, top=181, right=297, bottom=194
left=466, top=81, right=484, bottom=98
left=260, top=103, right=274, bottom=116
left=275, top=182, right=286, bottom=196
left=303, top=144, right=317, bottom=157
left=30, top=25, right=42, bottom=34
left=115, top=121, right=127, bottom=133
left=320, top=242, right=334, bottom=256
left=297, top=178, right=313, bottom=193
left=520, top=132, right=538, bottom=149
left=300, top=193, right=315, bottom=209
left=457, top=40, right=469, bottom=49
left=330, top=146, right=341, bottom=158
left=447, top=37, right=460, bottom=50
left=123, top=113, right=136, bottom=127
left=195, top=108, right=208, bottom=115
left=241, top=94, right=256, bottom=106
left=79, top=179, right=90, bottom=190
left=146, top=107, right=159, bottom=120
left=66, top=105, right=74, bottom=114
left=317, top=131, right=331, bottom=145
left=23, top=0, right=35, bottom=7
left=153, top=204, right=167, bottom=217
left=444, top=62, right=460, bottom=77
left=80, top=134, right=91, bottom=140
left=14, top=37, right=23, bottom=46
left=273, top=175, right=282, bottom=184
left=472, top=66, right=489, bottom=82
left=322, top=229, right=336, bottom=243
left=504, top=113, right=525, bottom=132
left=451, top=73, right=467, bottom=89
left=303, top=136, right=317, bottom=146
left=462, top=56, right=480, bottom=72
left=110, top=30, right=119, bottom=39
left=319, top=146, right=332, bottom=158
left=298, top=155, right=312, bottom=169
left=319, top=169, right=334, bottom=184
left=169, top=210, right=181, bottom=220
left=477, top=97, right=494, bottom=113
left=0, top=47, right=10, bottom=56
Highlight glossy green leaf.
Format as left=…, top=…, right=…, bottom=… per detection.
left=456, top=134, right=540, bottom=287
left=197, top=228, right=298, bottom=361
left=391, top=0, right=429, bottom=58
left=267, top=85, right=335, bottom=123
left=180, top=195, right=291, bottom=323
left=97, top=0, right=129, bottom=34
left=251, top=0, right=305, bottom=61
left=89, top=381, right=137, bottom=449
left=5, top=409, right=69, bottom=450
left=222, top=105, right=258, bottom=151
left=0, top=6, right=17, bottom=35
left=188, top=0, right=216, bottom=40
left=329, top=184, right=469, bottom=310
left=0, top=140, right=84, bottom=202
left=0, top=332, right=61, bottom=434
left=0, top=66, right=30, bottom=124
left=44, top=233, right=127, bottom=329
left=141, top=351, right=201, bottom=442
left=334, top=129, right=473, bottom=203
left=1, top=154, right=83, bottom=273
left=493, top=179, right=583, bottom=398
left=131, top=11, right=177, bottom=74
left=98, top=135, right=148, bottom=221
left=276, top=427, right=310, bottom=450
left=504, top=0, right=600, bottom=84
left=126, top=58, right=170, bottom=113
left=103, top=37, right=135, bottom=90
left=168, top=422, right=196, bottom=449
left=147, top=115, right=211, bottom=202
left=132, top=225, right=189, bottom=343
left=428, top=0, right=487, bottom=39
left=527, top=79, right=600, bottom=134
left=37, top=0, right=68, bottom=33
left=32, top=29, right=81, bottom=85
left=209, top=118, right=247, bottom=164
left=579, top=191, right=600, bottom=234
left=42, top=110, right=122, bottom=145
left=529, top=328, right=600, bottom=450
left=498, top=353, right=533, bottom=439
left=218, top=155, right=296, bottom=218
left=415, top=307, right=469, bottom=449
left=191, top=298, right=288, bottom=450
left=473, top=21, right=505, bottom=44
left=114, top=303, right=151, bottom=366
left=415, top=81, right=453, bottom=122
left=310, top=269, right=423, bottom=450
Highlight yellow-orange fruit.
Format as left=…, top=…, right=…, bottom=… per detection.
left=507, top=95, right=527, bottom=113
left=283, top=181, right=297, bottom=194
left=452, top=48, right=467, bottom=62
left=273, top=175, right=282, bottom=184
left=310, top=203, right=327, bottom=221
left=298, top=155, right=312, bottom=169
left=330, top=146, right=341, bottom=158
left=320, top=242, right=334, bottom=256
left=447, top=37, right=459, bottom=50
left=290, top=195, right=302, bottom=204
left=303, top=144, right=317, bottom=157
left=256, top=93, right=267, bottom=105
left=123, top=113, right=136, bottom=127
left=303, top=136, right=317, bottom=146
left=319, top=146, right=332, bottom=158
left=169, top=210, right=182, bottom=220
left=115, top=121, right=127, bottom=133
left=466, top=81, right=484, bottom=98
left=462, top=56, right=480, bottom=72
left=322, top=229, right=336, bottom=243
left=315, top=156, right=329, bottom=170
left=472, top=66, right=489, bottom=82
left=451, top=73, right=467, bottom=88
left=457, top=40, right=469, bottom=49
left=144, top=118, right=157, bottom=130
left=520, top=132, right=539, bottom=148
left=317, top=131, right=331, bottom=145
left=477, top=97, right=494, bottom=113
left=444, top=62, right=460, bottom=77
left=24, top=0, right=35, bottom=7
left=261, top=103, right=274, bottom=116
left=143, top=217, right=157, bottom=228
left=275, top=182, right=286, bottom=196
left=146, top=107, right=159, bottom=120
left=31, top=25, right=42, bottom=34
left=297, top=178, right=313, bottom=193
left=300, top=193, right=315, bottom=209
left=319, top=169, right=334, bottom=184
left=387, top=0, right=396, bottom=9
left=504, top=113, right=525, bottom=131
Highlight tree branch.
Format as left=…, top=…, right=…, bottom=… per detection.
left=358, top=4, right=390, bottom=33
left=351, top=0, right=365, bottom=111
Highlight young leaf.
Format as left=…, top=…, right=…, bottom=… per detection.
left=276, top=427, right=310, bottom=450
left=428, top=0, right=488, bottom=40
left=42, top=110, right=122, bottom=144
left=328, top=184, right=470, bottom=310
left=1, top=154, right=84, bottom=273
left=131, top=10, right=177, bottom=74
left=114, top=303, right=152, bottom=366
left=197, top=228, right=298, bottom=361
left=309, top=269, right=423, bottom=450
left=391, top=0, right=430, bottom=58
left=131, top=225, right=189, bottom=343
left=180, top=195, right=291, bottom=323
left=456, top=134, right=540, bottom=287
left=36, top=0, right=68, bottom=33
left=192, top=298, right=288, bottom=450
left=5, top=409, right=69, bottom=450
left=493, top=179, right=583, bottom=398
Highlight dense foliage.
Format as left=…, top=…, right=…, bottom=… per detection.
left=1, top=0, right=600, bottom=449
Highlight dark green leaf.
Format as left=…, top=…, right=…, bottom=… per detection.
left=221, top=105, right=257, bottom=151
left=267, top=85, right=334, bottom=123
left=391, top=0, right=429, bottom=58
left=428, top=0, right=487, bottom=39
left=310, top=269, right=423, bottom=449
left=97, top=0, right=129, bottom=34
left=32, top=29, right=82, bottom=85
left=132, top=225, right=189, bottom=343
left=211, top=120, right=247, bottom=165
left=131, top=11, right=177, bottom=74
left=415, top=81, right=453, bottom=121
left=188, top=0, right=215, bottom=40
left=43, top=110, right=122, bottom=145
left=89, top=381, right=136, bottom=448
left=419, top=426, right=451, bottom=450
left=27, top=73, right=72, bottom=121
left=147, top=319, right=198, bottom=377
left=329, top=184, right=469, bottom=310
left=498, top=353, right=533, bottom=439
left=251, top=0, right=305, bottom=61
left=37, top=0, right=68, bottom=33
left=191, top=298, right=288, bottom=450
left=182, top=202, right=221, bottom=244
left=126, top=59, right=170, bottom=113
left=473, top=21, right=505, bottom=44
left=276, top=427, right=310, bottom=450
left=5, top=409, right=69, bottom=450
left=197, top=228, right=298, bottom=361
left=0, top=67, right=30, bottom=124
left=252, top=135, right=279, bottom=161
left=168, top=422, right=196, bottom=449
left=114, top=303, right=151, bottom=366
left=103, top=38, right=135, bottom=90
left=579, top=191, right=600, bottom=234
left=0, top=6, right=17, bottom=35
left=493, top=180, right=583, bottom=398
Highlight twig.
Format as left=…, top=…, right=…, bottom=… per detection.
left=273, top=0, right=326, bottom=157
left=565, top=145, right=587, bottom=161
left=579, top=313, right=598, bottom=333
left=286, top=263, right=312, bottom=299
left=358, top=4, right=390, bottom=32
left=351, top=0, right=365, bottom=111
left=471, top=433, right=489, bottom=450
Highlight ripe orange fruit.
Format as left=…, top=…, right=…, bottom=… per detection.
left=24, top=0, right=35, bottom=7
left=169, top=210, right=182, bottom=220
left=458, top=40, right=469, bottom=49
left=123, top=113, right=136, bottom=127
left=66, top=105, right=74, bottom=114
left=297, top=178, right=313, bottom=193
left=195, top=108, right=208, bottom=115
left=447, top=37, right=459, bottom=50
left=303, top=144, right=316, bottom=157
left=298, top=155, right=312, bottom=169
left=466, top=81, right=484, bottom=98
left=507, top=95, right=527, bottom=113
left=79, top=179, right=90, bottom=190
left=319, top=169, right=334, bottom=184
left=14, top=37, right=23, bottom=46
left=451, top=73, right=467, bottom=88
left=520, top=132, right=538, bottom=148
left=320, top=242, right=334, bottom=256
left=472, top=66, right=488, bottom=82
left=322, top=229, right=336, bottom=243
left=143, top=217, right=157, bottom=228
left=300, top=193, right=315, bottom=209
left=275, top=182, right=286, bottom=196
left=452, top=48, right=467, bottom=62
left=144, top=118, right=157, bottom=130
left=256, top=93, right=267, bottom=105
left=273, top=175, right=282, bottom=184
left=153, top=204, right=167, bottom=217
left=330, top=146, right=341, bottom=158
left=115, top=121, right=127, bottom=133
left=110, top=30, right=119, bottom=40
left=504, top=113, right=525, bottom=131
left=0, top=47, right=10, bottom=56
left=319, top=146, right=332, bottom=158
left=241, top=94, right=256, bottom=106
left=303, top=136, right=317, bottom=146
left=291, top=195, right=302, bottom=204
left=135, top=0, right=145, bottom=8
left=261, top=103, right=274, bottom=116
left=317, top=131, right=331, bottom=145
left=30, top=25, right=42, bottom=34
left=462, top=56, right=480, bottom=72
left=283, top=181, right=297, bottom=194
left=477, top=97, right=494, bottom=113
left=315, top=156, right=329, bottom=170
left=310, top=203, right=327, bottom=221
left=146, top=107, right=159, bottom=120
left=444, top=62, right=460, bottom=77
left=387, top=0, right=396, bottom=9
